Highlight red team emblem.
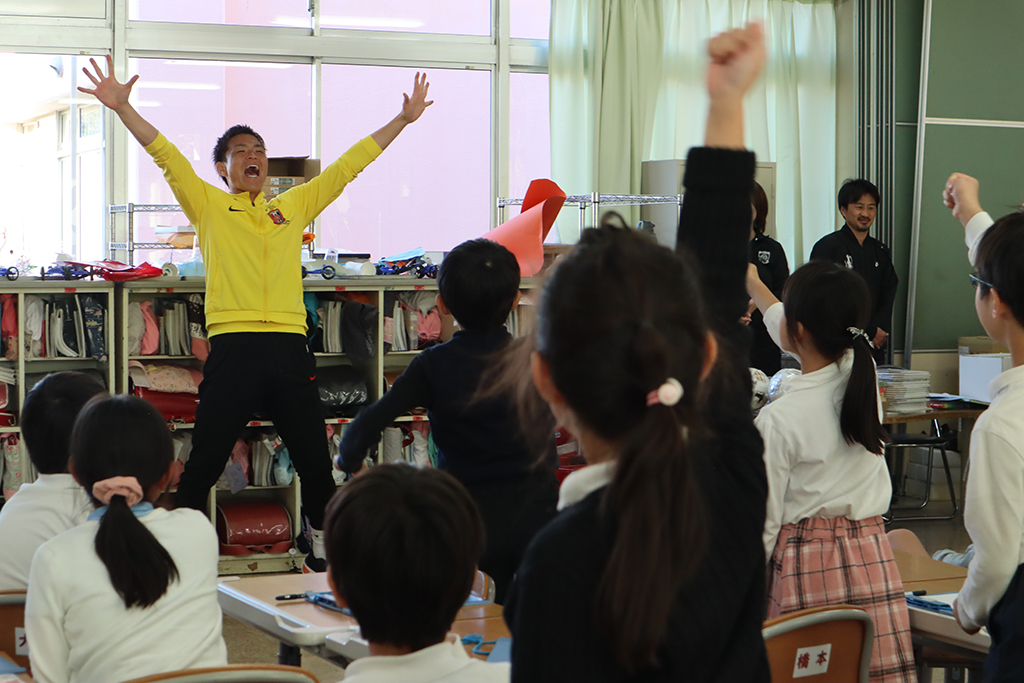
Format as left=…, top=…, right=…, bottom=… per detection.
left=268, top=209, right=285, bottom=225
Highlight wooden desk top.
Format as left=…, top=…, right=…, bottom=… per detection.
left=893, top=549, right=969, bottom=585
left=220, top=573, right=503, bottom=631
left=883, top=408, right=985, bottom=425
left=0, top=651, right=32, bottom=682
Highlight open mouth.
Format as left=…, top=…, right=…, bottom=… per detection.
left=244, top=164, right=260, bottom=178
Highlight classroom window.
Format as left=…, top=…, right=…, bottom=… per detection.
left=128, top=58, right=312, bottom=264
left=511, top=0, right=551, bottom=40
left=508, top=71, right=551, bottom=214
left=319, top=0, right=490, bottom=36
left=0, top=0, right=104, bottom=19
left=0, top=54, right=105, bottom=268
left=319, top=64, right=491, bottom=259
left=129, top=0, right=311, bottom=28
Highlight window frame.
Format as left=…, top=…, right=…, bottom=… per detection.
left=0, top=0, right=549, bottom=259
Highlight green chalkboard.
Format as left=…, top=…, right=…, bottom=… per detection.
left=913, top=125, right=1024, bottom=348
left=908, top=0, right=1024, bottom=350
left=926, top=0, right=1024, bottom=121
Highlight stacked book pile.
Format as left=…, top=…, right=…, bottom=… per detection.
left=877, top=368, right=931, bottom=415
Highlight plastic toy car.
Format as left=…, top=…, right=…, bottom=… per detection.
left=301, top=260, right=337, bottom=280
left=0, top=266, right=17, bottom=281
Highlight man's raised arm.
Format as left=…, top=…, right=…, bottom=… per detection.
left=79, top=55, right=158, bottom=148
left=369, top=72, right=434, bottom=152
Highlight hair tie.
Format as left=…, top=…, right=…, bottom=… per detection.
left=92, top=476, right=144, bottom=508
left=847, top=327, right=870, bottom=344
left=647, top=378, right=684, bottom=407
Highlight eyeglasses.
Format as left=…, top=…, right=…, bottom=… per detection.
left=969, top=273, right=994, bottom=290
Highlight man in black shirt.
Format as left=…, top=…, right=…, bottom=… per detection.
left=809, top=179, right=898, bottom=363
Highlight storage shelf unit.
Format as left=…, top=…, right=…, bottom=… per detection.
left=0, top=280, right=116, bottom=493
left=109, top=204, right=192, bottom=264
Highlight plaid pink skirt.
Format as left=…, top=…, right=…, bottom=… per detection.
left=767, top=516, right=917, bottom=683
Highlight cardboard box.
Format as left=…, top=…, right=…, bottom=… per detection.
left=958, top=335, right=1009, bottom=355
left=266, top=176, right=304, bottom=187
left=154, top=225, right=195, bottom=249
left=959, top=353, right=1012, bottom=402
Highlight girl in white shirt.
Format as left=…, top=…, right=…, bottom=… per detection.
left=748, top=261, right=915, bottom=683
left=25, top=395, right=227, bottom=683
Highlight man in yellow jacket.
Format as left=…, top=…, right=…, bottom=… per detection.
left=81, top=55, right=432, bottom=571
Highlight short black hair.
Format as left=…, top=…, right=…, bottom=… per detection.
left=838, top=178, right=881, bottom=210
left=212, top=125, right=265, bottom=187
left=22, top=372, right=107, bottom=474
left=324, top=464, right=485, bottom=651
left=437, top=239, right=520, bottom=330
left=976, top=210, right=1024, bottom=329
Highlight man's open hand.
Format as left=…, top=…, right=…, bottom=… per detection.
left=400, top=72, right=434, bottom=124
left=78, top=55, right=138, bottom=113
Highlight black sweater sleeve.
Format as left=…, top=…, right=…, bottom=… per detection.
left=873, top=248, right=899, bottom=335
left=676, top=147, right=757, bottom=350
left=769, top=240, right=790, bottom=299
left=335, top=355, right=432, bottom=472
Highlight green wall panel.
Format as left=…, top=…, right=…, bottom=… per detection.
left=926, top=0, right=1024, bottom=121
left=912, top=124, right=1024, bottom=348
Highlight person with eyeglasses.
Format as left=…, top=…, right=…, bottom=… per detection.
left=809, top=179, right=898, bottom=364
left=943, top=172, right=1024, bottom=682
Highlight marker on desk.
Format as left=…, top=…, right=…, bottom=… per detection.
left=275, top=593, right=307, bottom=601
left=911, top=590, right=927, bottom=596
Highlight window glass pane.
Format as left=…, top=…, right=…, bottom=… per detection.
left=0, top=0, right=103, bottom=19
left=128, top=59, right=311, bottom=265
left=130, top=0, right=310, bottom=28
left=510, top=0, right=550, bottom=40
left=319, top=0, right=489, bottom=36
left=508, top=71, right=551, bottom=234
left=0, top=54, right=105, bottom=268
left=320, top=65, right=490, bottom=259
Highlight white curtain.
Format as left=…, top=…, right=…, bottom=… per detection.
left=549, top=0, right=836, bottom=265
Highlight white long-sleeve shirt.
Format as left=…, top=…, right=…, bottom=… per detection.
left=342, top=635, right=510, bottom=683
left=954, top=209, right=1024, bottom=632
left=755, top=343, right=891, bottom=559
left=25, top=507, right=227, bottom=683
left=0, top=473, right=92, bottom=591
left=958, top=364, right=1024, bottom=632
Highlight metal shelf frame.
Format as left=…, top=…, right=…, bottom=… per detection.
left=496, top=192, right=682, bottom=241
left=109, top=203, right=191, bottom=263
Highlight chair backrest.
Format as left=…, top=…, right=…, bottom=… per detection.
left=0, top=590, right=28, bottom=670
left=471, top=570, right=496, bottom=604
left=123, top=664, right=320, bottom=683
left=763, top=604, right=874, bottom=683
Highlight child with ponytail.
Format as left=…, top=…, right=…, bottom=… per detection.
left=503, top=24, right=770, bottom=682
left=25, top=395, right=227, bottom=683
left=747, top=261, right=915, bottom=683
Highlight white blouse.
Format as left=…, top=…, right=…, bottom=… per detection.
left=755, top=325, right=891, bottom=559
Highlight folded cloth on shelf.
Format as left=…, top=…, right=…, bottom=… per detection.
left=129, top=361, right=203, bottom=394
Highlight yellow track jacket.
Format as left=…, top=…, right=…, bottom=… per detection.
left=144, top=133, right=382, bottom=337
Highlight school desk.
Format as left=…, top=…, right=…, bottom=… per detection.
left=323, top=616, right=511, bottom=662
left=0, top=651, right=31, bottom=682
left=893, top=549, right=990, bottom=660
left=217, top=573, right=504, bottom=668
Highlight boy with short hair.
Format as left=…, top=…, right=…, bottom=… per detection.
left=0, top=372, right=107, bottom=590
left=336, top=238, right=558, bottom=603
left=324, top=464, right=508, bottom=682
left=943, top=173, right=1024, bottom=678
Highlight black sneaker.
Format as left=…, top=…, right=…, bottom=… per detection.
left=302, top=554, right=327, bottom=574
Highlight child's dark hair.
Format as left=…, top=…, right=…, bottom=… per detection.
left=837, top=178, right=881, bottom=209
left=751, top=181, right=768, bottom=235
left=21, top=372, right=107, bottom=474
left=324, top=464, right=484, bottom=651
left=437, top=238, right=520, bottom=330
left=531, top=219, right=709, bottom=669
left=975, top=211, right=1024, bottom=329
left=70, top=395, right=179, bottom=609
left=212, top=124, right=265, bottom=186
left=782, top=261, right=886, bottom=454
